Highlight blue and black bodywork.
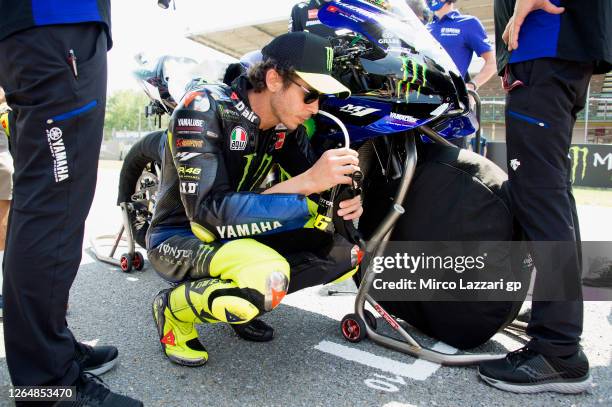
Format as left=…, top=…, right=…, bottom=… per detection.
left=312, top=0, right=477, bottom=147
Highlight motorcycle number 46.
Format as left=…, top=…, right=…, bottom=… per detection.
left=339, top=104, right=380, bottom=117
left=180, top=182, right=198, bottom=195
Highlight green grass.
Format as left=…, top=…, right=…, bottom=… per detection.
left=573, top=187, right=612, bottom=207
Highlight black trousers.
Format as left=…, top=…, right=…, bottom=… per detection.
left=505, top=58, right=593, bottom=356
left=0, top=23, right=108, bottom=386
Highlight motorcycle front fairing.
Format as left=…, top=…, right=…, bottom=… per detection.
left=316, top=0, right=476, bottom=144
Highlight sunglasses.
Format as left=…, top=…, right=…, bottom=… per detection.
left=289, top=78, right=322, bottom=104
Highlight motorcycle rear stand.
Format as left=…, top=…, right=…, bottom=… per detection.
left=342, top=129, right=526, bottom=366
left=89, top=202, right=145, bottom=272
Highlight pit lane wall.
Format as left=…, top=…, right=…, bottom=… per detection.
left=487, top=142, right=612, bottom=188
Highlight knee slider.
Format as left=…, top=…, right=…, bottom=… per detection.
left=264, top=270, right=289, bottom=311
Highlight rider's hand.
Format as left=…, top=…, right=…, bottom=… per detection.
left=337, top=194, right=363, bottom=221
left=502, top=0, right=565, bottom=51
left=304, top=148, right=360, bottom=194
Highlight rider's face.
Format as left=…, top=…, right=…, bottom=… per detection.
left=271, top=76, right=319, bottom=130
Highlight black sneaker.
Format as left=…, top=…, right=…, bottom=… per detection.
left=231, top=318, right=274, bottom=342
left=582, top=256, right=612, bottom=287
left=75, top=342, right=119, bottom=376
left=478, top=347, right=592, bottom=394
left=54, top=372, right=142, bottom=406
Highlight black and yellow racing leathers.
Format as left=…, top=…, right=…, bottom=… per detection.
left=146, top=75, right=359, bottom=329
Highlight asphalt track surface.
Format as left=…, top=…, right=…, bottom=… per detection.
left=1, top=162, right=610, bottom=406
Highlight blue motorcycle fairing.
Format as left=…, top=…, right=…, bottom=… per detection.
left=318, top=96, right=461, bottom=144
left=313, top=0, right=475, bottom=144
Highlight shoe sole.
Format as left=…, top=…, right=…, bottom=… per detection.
left=478, top=372, right=592, bottom=394
left=167, top=354, right=208, bottom=367
left=152, top=291, right=207, bottom=367
left=83, top=358, right=118, bottom=376
left=582, top=278, right=612, bottom=288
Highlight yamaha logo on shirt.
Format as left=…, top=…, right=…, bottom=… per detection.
left=230, top=126, right=248, bottom=150
left=441, top=27, right=461, bottom=36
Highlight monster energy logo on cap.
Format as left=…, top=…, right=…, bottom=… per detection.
left=261, top=32, right=350, bottom=98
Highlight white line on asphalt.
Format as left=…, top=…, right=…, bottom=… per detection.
left=314, top=340, right=457, bottom=381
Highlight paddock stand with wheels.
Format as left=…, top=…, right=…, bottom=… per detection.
left=339, top=129, right=527, bottom=366
left=89, top=202, right=145, bottom=273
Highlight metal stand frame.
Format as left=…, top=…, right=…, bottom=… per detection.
left=89, top=202, right=138, bottom=268
left=345, top=133, right=526, bottom=366
left=468, top=89, right=483, bottom=155
left=90, top=169, right=158, bottom=271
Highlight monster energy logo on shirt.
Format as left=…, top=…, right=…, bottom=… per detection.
left=326, top=47, right=333, bottom=72
left=237, top=153, right=273, bottom=191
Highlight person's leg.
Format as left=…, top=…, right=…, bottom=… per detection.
left=0, top=24, right=107, bottom=386
left=253, top=228, right=361, bottom=293
left=0, top=199, right=8, bottom=317
left=0, top=200, right=9, bottom=250
left=479, top=58, right=593, bottom=393
left=285, top=234, right=360, bottom=293
left=148, top=236, right=290, bottom=365
left=0, top=150, right=12, bottom=252
left=504, top=59, right=592, bottom=357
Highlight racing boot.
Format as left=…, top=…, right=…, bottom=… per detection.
left=152, top=288, right=208, bottom=367
left=231, top=318, right=274, bottom=342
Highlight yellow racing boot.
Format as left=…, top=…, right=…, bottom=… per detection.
left=152, top=289, right=208, bottom=366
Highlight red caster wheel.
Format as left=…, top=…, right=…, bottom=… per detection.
left=120, top=253, right=133, bottom=272
left=341, top=313, right=367, bottom=343
left=133, top=252, right=145, bottom=271
left=364, top=309, right=377, bottom=330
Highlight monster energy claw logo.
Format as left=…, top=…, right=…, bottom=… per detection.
left=325, top=47, right=333, bottom=72
left=397, top=56, right=428, bottom=101
left=569, top=146, right=588, bottom=183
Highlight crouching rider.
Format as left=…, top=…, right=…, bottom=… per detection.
left=147, top=32, right=364, bottom=366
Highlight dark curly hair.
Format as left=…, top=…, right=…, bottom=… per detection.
left=247, top=59, right=295, bottom=93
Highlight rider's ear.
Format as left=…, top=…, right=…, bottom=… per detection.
left=265, top=68, right=283, bottom=93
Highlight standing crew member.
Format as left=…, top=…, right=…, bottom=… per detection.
left=479, top=0, right=611, bottom=394
left=0, top=1, right=142, bottom=405
left=289, top=0, right=337, bottom=38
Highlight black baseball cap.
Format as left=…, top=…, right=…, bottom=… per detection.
left=262, top=32, right=351, bottom=98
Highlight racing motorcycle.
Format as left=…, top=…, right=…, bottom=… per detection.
left=118, top=0, right=529, bottom=362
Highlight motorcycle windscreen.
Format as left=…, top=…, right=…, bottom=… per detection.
left=318, top=0, right=467, bottom=133
left=165, top=56, right=238, bottom=107
left=319, top=0, right=459, bottom=76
